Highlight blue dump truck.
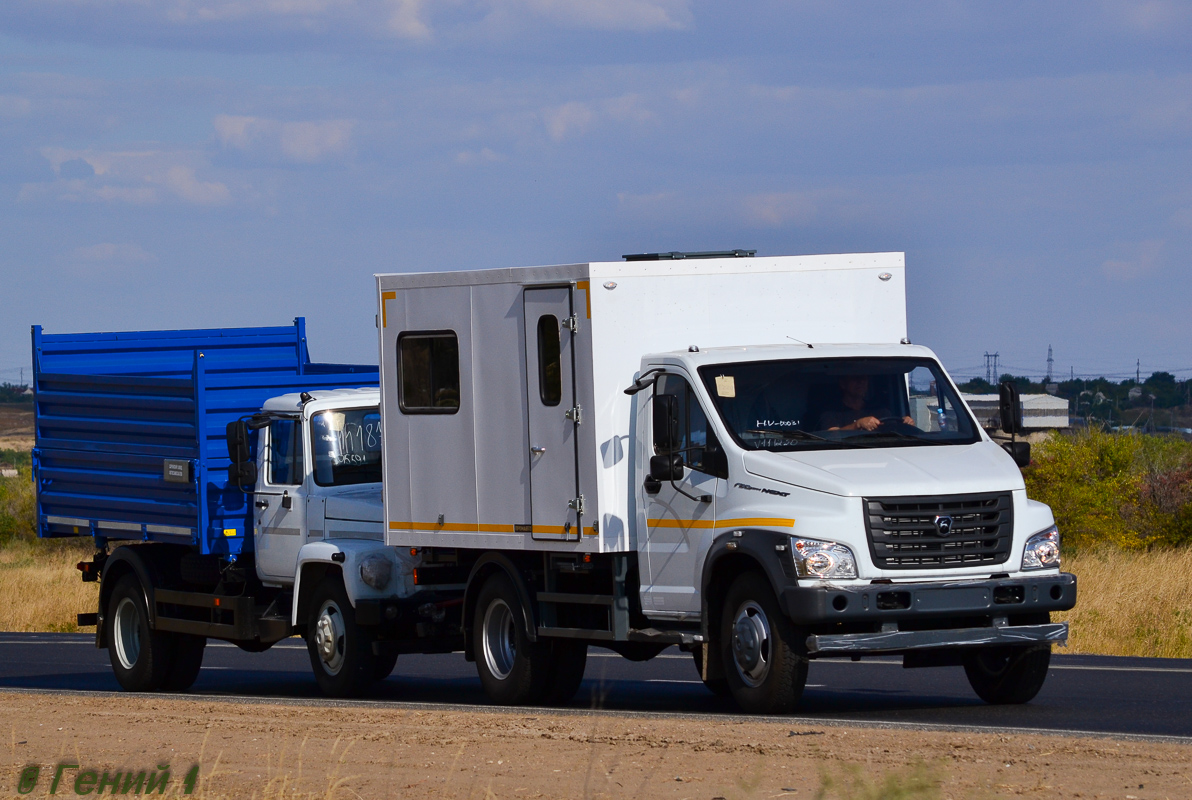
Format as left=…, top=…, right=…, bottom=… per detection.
left=32, top=320, right=395, bottom=693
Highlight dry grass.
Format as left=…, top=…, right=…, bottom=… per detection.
left=1056, top=547, right=1192, bottom=658
left=0, top=536, right=97, bottom=632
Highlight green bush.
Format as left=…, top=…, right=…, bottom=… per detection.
left=1024, top=429, right=1192, bottom=550
left=0, top=449, right=36, bottom=545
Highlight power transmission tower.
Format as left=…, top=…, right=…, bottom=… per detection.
left=984, top=352, right=1000, bottom=384
left=1046, top=345, right=1053, bottom=384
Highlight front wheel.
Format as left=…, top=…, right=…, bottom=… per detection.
left=473, top=573, right=552, bottom=705
left=306, top=577, right=377, bottom=697
left=963, top=645, right=1051, bottom=704
left=719, top=572, right=808, bottom=714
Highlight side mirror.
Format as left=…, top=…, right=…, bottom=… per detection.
left=649, top=454, right=685, bottom=482
left=652, top=394, right=680, bottom=453
left=1003, top=441, right=1031, bottom=468
left=999, top=380, right=1023, bottom=435
left=225, top=420, right=257, bottom=490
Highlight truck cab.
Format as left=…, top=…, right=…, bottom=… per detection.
left=635, top=343, right=1071, bottom=710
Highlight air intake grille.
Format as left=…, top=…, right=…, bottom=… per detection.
left=864, top=493, right=1013, bottom=569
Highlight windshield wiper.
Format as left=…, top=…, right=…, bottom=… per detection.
left=743, top=429, right=861, bottom=448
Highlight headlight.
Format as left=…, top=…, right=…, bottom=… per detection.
left=792, top=538, right=857, bottom=579
left=359, top=553, right=393, bottom=590
left=1021, top=525, right=1060, bottom=571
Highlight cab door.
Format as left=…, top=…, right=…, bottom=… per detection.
left=254, top=418, right=307, bottom=582
left=523, top=287, right=581, bottom=540
left=641, top=374, right=724, bottom=617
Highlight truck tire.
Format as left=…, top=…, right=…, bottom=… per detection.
left=163, top=634, right=206, bottom=692
left=107, top=574, right=174, bottom=692
left=306, top=577, right=377, bottom=698
left=963, top=645, right=1051, bottom=704
left=473, top=573, right=552, bottom=705
left=541, top=640, right=587, bottom=705
left=719, top=571, right=808, bottom=714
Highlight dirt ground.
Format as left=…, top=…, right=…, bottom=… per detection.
left=1, top=692, right=1189, bottom=800
left=0, top=406, right=33, bottom=452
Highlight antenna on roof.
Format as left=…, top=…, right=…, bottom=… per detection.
left=785, top=335, right=813, bottom=349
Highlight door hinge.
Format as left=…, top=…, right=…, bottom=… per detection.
left=562, top=314, right=579, bottom=333
left=568, top=495, right=585, bottom=515
left=565, top=404, right=582, bottom=424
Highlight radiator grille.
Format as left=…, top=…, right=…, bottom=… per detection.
left=864, top=493, right=1013, bottom=569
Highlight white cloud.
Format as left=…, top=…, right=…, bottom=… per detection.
left=215, top=115, right=354, bottom=162
left=543, top=101, right=593, bottom=141
left=30, top=147, right=231, bottom=205
left=69, top=242, right=157, bottom=263
left=1102, top=239, right=1164, bottom=280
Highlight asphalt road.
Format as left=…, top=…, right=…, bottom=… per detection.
left=2, top=633, right=1190, bottom=740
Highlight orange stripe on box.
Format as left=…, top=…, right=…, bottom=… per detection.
left=380, top=291, right=396, bottom=327
left=575, top=281, right=591, bottom=318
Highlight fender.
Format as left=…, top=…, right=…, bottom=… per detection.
left=95, top=544, right=189, bottom=649
left=462, top=552, right=538, bottom=660
left=699, top=528, right=797, bottom=641
left=292, top=540, right=413, bottom=627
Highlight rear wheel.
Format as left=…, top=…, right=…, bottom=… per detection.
left=963, top=645, right=1051, bottom=704
left=306, top=577, right=377, bottom=697
left=473, top=573, right=552, bottom=705
left=719, top=572, right=808, bottom=714
left=108, top=574, right=174, bottom=692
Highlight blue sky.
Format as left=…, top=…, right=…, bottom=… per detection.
left=2, top=1, right=1191, bottom=384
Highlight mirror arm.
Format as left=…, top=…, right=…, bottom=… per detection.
left=624, top=368, right=668, bottom=395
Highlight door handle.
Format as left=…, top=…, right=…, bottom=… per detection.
left=254, top=499, right=270, bottom=509
left=530, top=446, right=546, bottom=455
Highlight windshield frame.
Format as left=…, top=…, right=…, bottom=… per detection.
left=309, top=405, right=384, bottom=487
left=696, top=356, right=982, bottom=453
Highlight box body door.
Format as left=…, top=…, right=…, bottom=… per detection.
left=523, top=287, right=581, bottom=540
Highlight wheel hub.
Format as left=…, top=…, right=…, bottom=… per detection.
left=731, top=601, right=771, bottom=687
left=113, top=596, right=141, bottom=670
left=314, top=601, right=346, bottom=675
left=481, top=599, right=517, bottom=681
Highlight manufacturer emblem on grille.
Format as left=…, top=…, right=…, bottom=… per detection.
left=933, top=515, right=954, bottom=536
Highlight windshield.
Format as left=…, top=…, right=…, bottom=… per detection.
left=698, top=357, right=980, bottom=450
left=311, top=407, right=383, bottom=486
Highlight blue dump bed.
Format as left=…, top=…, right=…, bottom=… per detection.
left=32, top=319, right=377, bottom=555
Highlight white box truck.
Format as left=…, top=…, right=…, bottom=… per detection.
left=370, top=250, right=1075, bottom=713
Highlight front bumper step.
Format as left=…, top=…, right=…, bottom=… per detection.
left=806, top=621, right=1068, bottom=655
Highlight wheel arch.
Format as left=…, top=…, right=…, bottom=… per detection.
left=96, top=544, right=187, bottom=649
left=700, top=529, right=796, bottom=663
left=293, top=561, right=341, bottom=630
left=462, top=553, right=538, bottom=661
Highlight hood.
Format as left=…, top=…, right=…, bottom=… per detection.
left=743, top=441, right=1024, bottom=498
left=325, top=485, right=383, bottom=523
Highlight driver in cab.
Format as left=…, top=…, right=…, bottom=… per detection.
left=819, top=375, right=915, bottom=432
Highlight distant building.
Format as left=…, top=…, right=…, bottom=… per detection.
left=961, top=393, right=1070, bottom=430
